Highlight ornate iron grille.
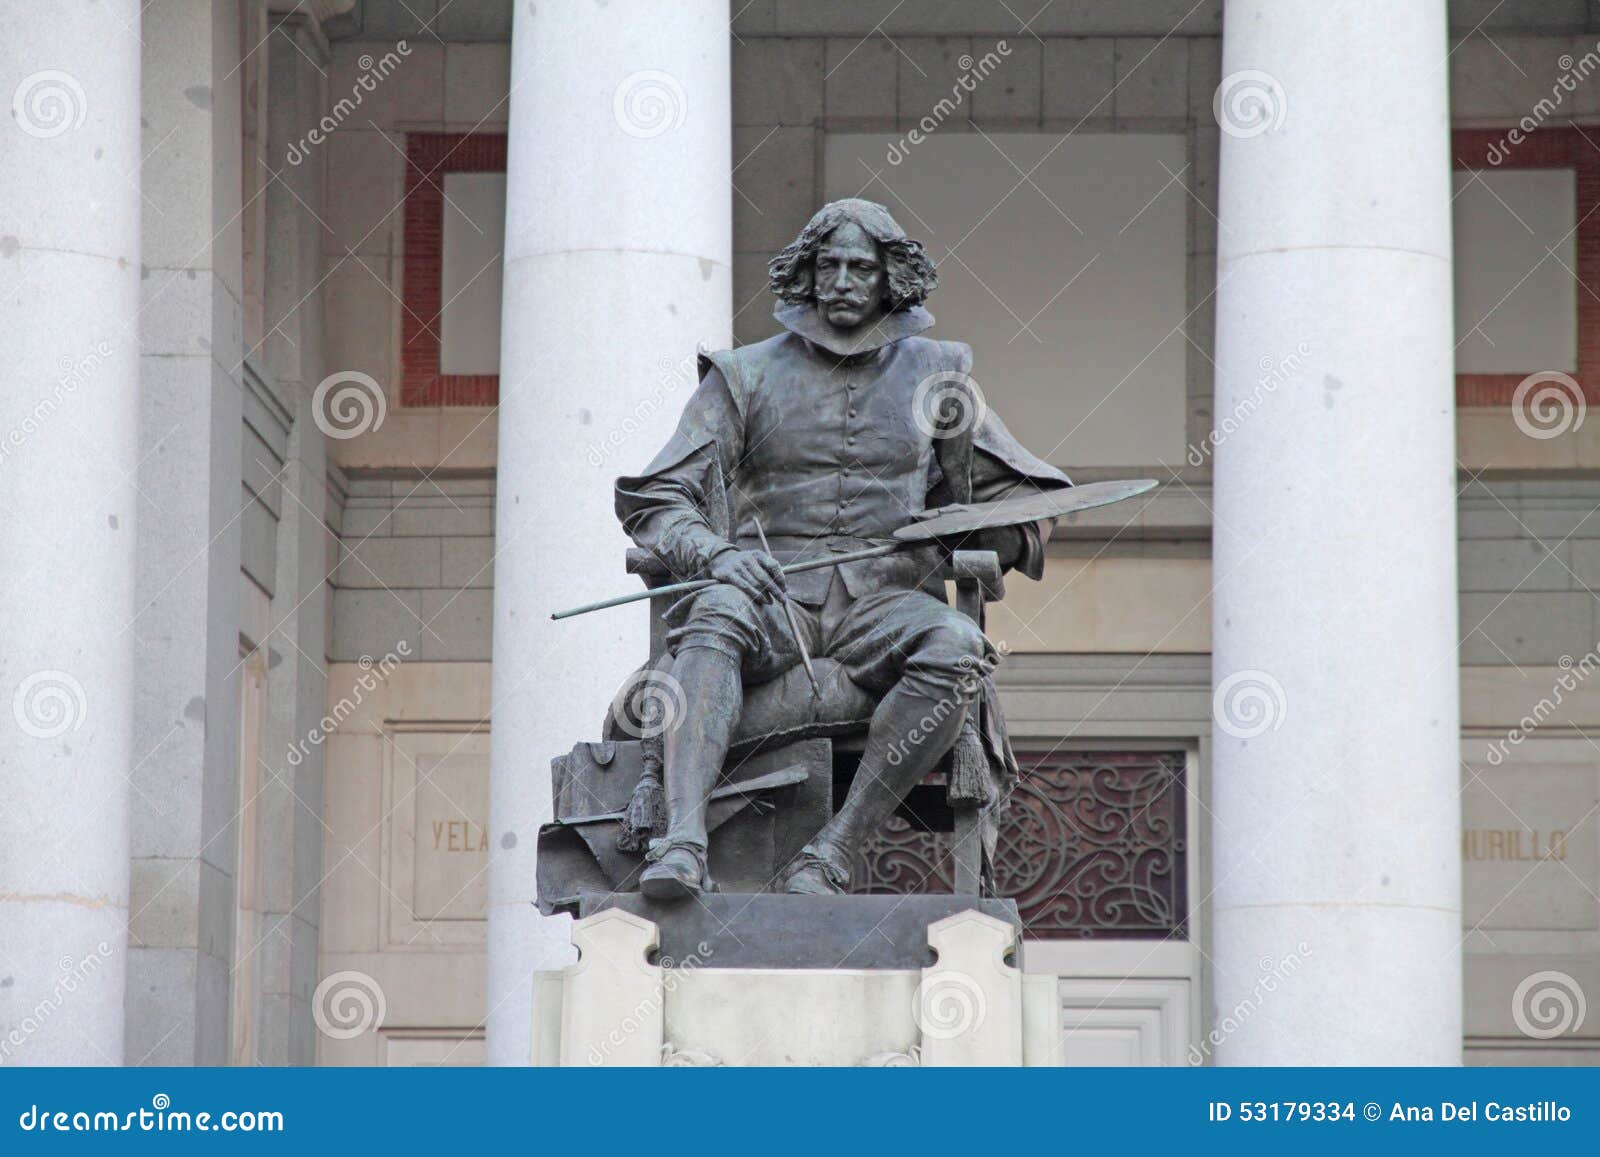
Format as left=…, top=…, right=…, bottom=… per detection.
left=853, top=750, right=1188, bottom=939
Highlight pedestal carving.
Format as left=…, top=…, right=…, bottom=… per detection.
left=530, top=903, right=1060, bottom=1067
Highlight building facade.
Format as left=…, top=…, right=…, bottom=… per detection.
left=1, top=0, right=1597, bottom=1066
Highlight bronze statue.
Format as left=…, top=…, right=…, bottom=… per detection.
left=609, top=199, right=1074, bottom=900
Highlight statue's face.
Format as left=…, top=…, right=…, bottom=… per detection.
left=813, top=222, right=886, bottom=329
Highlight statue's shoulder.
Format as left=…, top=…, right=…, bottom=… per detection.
left=695, top=332, right=798, bottom=413
left=897, top=335, right=973, bottom=373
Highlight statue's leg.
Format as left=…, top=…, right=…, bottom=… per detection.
left=657, top=645, right=741, bottom=851
left=640, top=583, right=767, bottom=900
left=788, top=594, right=990, bottom=894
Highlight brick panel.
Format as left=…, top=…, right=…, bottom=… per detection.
left=1452, top=126, right=1600, bottom=408
left=401, top=131, right=507, bottom=408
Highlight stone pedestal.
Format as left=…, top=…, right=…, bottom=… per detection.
left=530, top=900, right=1061, bottom=1067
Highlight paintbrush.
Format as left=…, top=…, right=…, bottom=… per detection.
left=753, top=515, right=822, bottom=700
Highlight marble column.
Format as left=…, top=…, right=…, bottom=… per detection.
left=256, top=15, right=332, bottom=1067
left=125, top=0, right=245, bottom=1066
left=1210, top=0, right=1462, bottom=1063
left=487, top=1, right=732, bottom=1064
left=0, top=0, right=142, bottom=1064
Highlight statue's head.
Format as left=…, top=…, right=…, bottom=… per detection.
left=767, top=199, right=938, bottom=330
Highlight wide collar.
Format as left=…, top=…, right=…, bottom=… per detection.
left=774, top=301, right=935, bottom=361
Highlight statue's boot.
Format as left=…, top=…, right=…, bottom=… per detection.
left=639, top=843, right=709, bottom=900
left=639, top=646, right=741, bottom=901
left=785, top=681, right=968, bottom=894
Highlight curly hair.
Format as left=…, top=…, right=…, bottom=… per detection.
left=767, top=199, right=938, bottom=311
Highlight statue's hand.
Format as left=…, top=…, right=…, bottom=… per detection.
left=708, top=549, right=787, bottom=603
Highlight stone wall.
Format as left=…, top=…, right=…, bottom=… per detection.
left=1460, top=479, right=1600, bottom=665
left=325, top=474, right=1600, bottom=671
left=329, top=472, right=495, bottom=662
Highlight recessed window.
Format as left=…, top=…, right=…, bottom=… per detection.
left=1453, top=168, right=1576, bottom=374
left=439, top=172, right=506, bottom=377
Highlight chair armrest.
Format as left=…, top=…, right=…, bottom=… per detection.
left=625, top=548, right=671, bottom=583
left=624, top=549, right=677, bottom=660
left=948, top=549, right=1004, bottom=603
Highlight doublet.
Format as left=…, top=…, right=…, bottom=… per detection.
left=617, top=302, right=1072, bottom=606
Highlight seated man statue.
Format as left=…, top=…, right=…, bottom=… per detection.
left=615, top=198, right=1070, bottom=900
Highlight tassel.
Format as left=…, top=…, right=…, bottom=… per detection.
left=618, top=774, right=667, bottom=852
left=946, top=718, right=992, bottom=807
